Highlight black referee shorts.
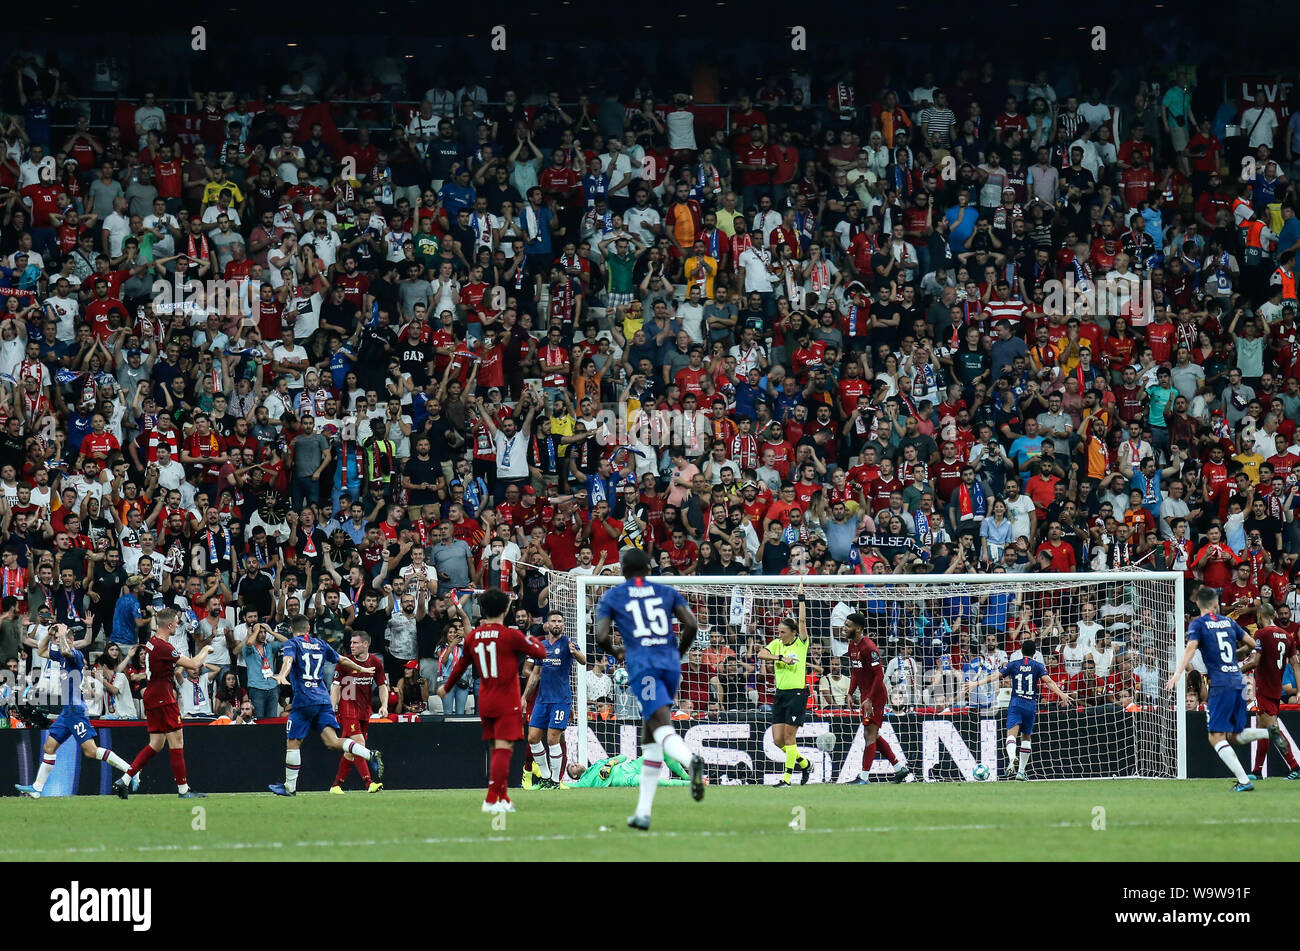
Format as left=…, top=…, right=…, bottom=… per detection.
left=772, top=688, right=809, bottom=727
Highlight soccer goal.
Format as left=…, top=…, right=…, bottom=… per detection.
left=550, top=571, right=1187, bottom=783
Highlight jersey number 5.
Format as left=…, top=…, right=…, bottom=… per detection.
left=627, top=597, right=669, bottom=638
left=1214, top=632, right=1235, bottom=665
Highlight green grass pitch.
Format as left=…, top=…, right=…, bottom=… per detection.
left=1, top=779, right=1293, bottom=862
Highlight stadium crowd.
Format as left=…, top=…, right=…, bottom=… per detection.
left=0, top=44, right=1298, bottom=730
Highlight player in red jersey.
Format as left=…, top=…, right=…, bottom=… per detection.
left=1243, top=603, right=1300, bottom=780
left=438, top=588, right=545, bottom=813
left=844, top=612, right=912, bottom=783
left=113, top=607, right=213, bottom=799
left=330, top=630, right=389, bottom=794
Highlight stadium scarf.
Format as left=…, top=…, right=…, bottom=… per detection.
left=1071, top=257, right=1092, bottom=292
left=698, top=162, right=720, bottom=195
left=1165, top=537, right=1192, bottom=572
left=302, top=529, right=317, bottom=558
left=809, top=260, right=830, bottom=296
left=856, top=534, right=920, bottom=553
left=1111, top=536, right=1132, bottom=568
left=915, top=361, right=935, bottom=395
left=22, top=391, right=45, bottom=426
left=207, top=526, right=231, bottom=565
left=523, top=205, right=540, bottom=245
left=253, top=539, right=270, bottom=567
left=914, top=508, right=932, bottom=547
left=368, top=440, right=394, bottom=481
left=28, top=360, right=55, bottom=384
left=1244, top=546, right=1266, bottom=587
left=186, top=232, right=210, bottom=260
left=64, top=588, right=79, bottom=621
left=148, top=426, right=179, bottom=464
left=553, top=279, right=575, bottom=319
left=559, top=252, right=581, bottom=274
left=1072, top=363, right=1096, bottom=395
left=702, top=228, right=720, bottom=259
left=729, top=433, right=758, bottom=469
left=584, top=208, right=612, bottom=237
left=956, top=480, right=986, bottom=521
left=471, top=213, right=492, bottom=250
left=1135, top=471, right=1159, bottom=508
left=499, top=431, right=521, bottom=469
left=1, top=566, right=24, bottom=599
left=463, top=477, right=484, bottom=515
left=847, top=304, right=864, bottom=336
left=796, top=210, right=815, bottom=245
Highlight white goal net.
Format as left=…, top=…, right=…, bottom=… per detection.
left=547, top=571, right=1186, bottom=783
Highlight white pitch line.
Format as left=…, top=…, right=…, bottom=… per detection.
left=2, top=815, right=1297, bottom=858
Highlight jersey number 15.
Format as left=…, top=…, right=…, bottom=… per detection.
left=627, top=597, right=669, bottom=639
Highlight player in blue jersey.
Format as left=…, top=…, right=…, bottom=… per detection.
left=1166, top=586, right=1273, bottom=791
left=269, top=615, right=385, bottom=796
left=14, top=624, right=136, bottom=798
left=594, top=548, right=705, bottom=830
left=961, top=640, right=1072, bottom=780
left=522, top=610, right=587, bottom=789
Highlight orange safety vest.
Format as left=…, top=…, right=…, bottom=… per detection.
left=1274, top=266, right=1296, bottom=301
left=1241, top=219, right=1267, bottom=266
left=1233, top=196, right=1254, bottom=222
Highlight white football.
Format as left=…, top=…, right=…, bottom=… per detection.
left=613, top=667, right=629, bottom=687
left=972, top=763, right=991, bottom=781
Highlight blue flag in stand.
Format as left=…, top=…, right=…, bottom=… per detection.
left=55, top=368, right=82, bottom=385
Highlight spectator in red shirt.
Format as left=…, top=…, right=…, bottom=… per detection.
left=1036, top=522, right=1077, bottom=572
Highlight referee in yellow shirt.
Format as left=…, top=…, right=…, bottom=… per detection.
left=758, top=581, right=812, bottom=786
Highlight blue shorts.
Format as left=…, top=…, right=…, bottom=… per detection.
left=1207, top=687, right=1249, bottom=735
left=628, top=664, right=681, bottom=719
left=286, top=703, right=341, bottom=741
left=1006, top=701, right=1037, bottom=735
left=49, top=708, right=96, bottom=745
left=529, top=700, right=571, bottom=731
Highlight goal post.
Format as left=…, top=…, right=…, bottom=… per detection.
left=557, top=570, right=1187, bottom=783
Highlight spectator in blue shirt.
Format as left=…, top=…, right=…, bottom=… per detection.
left=521, top=185, right=560, bottom=271
left=110, top=575, right=147, bottom=646
left=437, top=167, right=476, bottom=216
left=1008, top=417, right=1048, bottom=473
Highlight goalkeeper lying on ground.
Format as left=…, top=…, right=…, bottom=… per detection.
left=566, top=755, right=692, bottom=788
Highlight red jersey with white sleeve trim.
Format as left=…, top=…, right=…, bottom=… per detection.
left=334, top=652, right=387, bottom=721
left=442, top=622, right=545, bottom=718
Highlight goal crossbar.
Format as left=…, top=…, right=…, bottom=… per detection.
left=570, top=571, right=1186, bottom=780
